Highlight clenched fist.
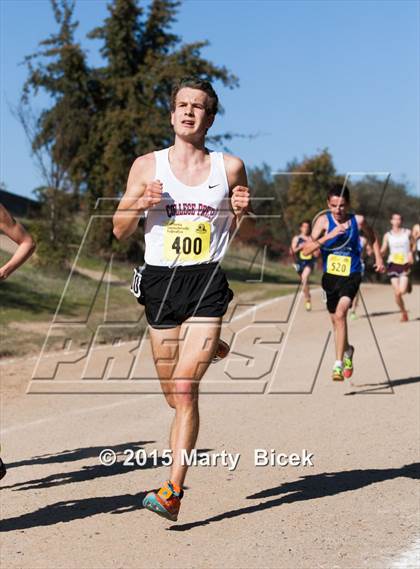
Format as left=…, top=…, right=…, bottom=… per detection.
left=329, top=221, right=350, bottom=239
left=139, top=180, right=163, bottom=210
left=0, top=266, right=10, bottom=280
left=231, top=185, right=250, bottom=217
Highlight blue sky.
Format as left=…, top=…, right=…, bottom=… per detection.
left=1, top=0, right=418, bottom=199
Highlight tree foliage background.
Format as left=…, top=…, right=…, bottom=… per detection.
left=18, top=0, right=420, bottom=267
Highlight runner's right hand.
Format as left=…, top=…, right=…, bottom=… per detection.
left=138, top=180, right=163, bottom=210
left=329, top=222, right=349, bottom=239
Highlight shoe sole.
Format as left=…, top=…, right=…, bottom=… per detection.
left=332, top=375, right=344, bottom=381
left=142, top=495, right=178, bottom=522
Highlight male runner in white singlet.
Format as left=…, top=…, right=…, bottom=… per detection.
left=380, top=213, right=413, bottom=322
left=113, top=78, right=252, bottom=521
left=0, top=203, right=36, bottom=479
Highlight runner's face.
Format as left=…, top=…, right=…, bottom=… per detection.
left=171, top=88, right=214, bottom=139
left=300, top=223, right=310, bottom=236
left=391, top=214, right=402, bottom=229
left=328, top=196, right=348, bottom=222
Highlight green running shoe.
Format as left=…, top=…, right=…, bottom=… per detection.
left=343, top=346, right=355, bottom=379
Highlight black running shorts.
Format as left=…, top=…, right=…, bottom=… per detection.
left=137, top=262, right=234, bottom=329
left=387, top=262, right=410, bottom=278
left=321, top=272, right=362, bottom=314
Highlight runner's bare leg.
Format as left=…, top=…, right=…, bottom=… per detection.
left=301, top=265, right=312, bottom=302
left=149, top=326, right=180, bottom=408
left=391, top=276, right=407, bottom=313
left=149, top=317, right=221, bottom=487
left=332, top=297, right=352, bottom=360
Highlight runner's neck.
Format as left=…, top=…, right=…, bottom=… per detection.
left=330, top=212, right=350, bottom=225
left=171, top=138, right=208, bottom=166
left=168, top=144, right=212, bottom=187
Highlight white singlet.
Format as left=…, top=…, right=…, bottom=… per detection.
left=387, top=229, right=410, bottom=265
left=144, top=148, right=233, bottom=267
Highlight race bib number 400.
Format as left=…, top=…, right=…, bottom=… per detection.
left=327, top=254, right=351, bottom=276
left=164, top=221, right=211, bottom=262
left=390, top=252, right=407, bottom=265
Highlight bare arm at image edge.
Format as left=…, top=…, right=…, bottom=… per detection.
left=0, top=204, right=36, bottom=280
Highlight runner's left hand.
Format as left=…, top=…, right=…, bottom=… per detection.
left=374, top=258, right=385, bottom=273
left=0, top=266, right=10, bottom=280
left=231, top=186, right=250, bottom=216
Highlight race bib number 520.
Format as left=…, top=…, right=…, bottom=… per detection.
left=327, top=254, right=351, bottom=276
left=164, top=221, right=211, bottom=262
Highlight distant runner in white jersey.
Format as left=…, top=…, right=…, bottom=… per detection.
left=113, top=78, right=253, bottom=522
left=381, top=213, right=413, bottom=322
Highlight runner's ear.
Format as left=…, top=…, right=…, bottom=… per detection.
left=205, top=113, right=215, bottom=132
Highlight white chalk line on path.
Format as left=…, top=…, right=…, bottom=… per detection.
left=391, top=537, right=420, bottom=569
left=0, top=288, right=303, bottom=367
left=1, top=291, right=303, bottom=436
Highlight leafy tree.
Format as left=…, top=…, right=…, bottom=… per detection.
left=28, top=186, right=78, bottom=268
left=18, top=0, right=91, bottom=265
left=352, top=176, right=419, bottom=237
left=282, top=149, right=344, bottom=230
left=247, top=164, right=289, bottom=257
left=21, top=0, right=95, bottom=198
left=86, top=0, right=238, bottom=203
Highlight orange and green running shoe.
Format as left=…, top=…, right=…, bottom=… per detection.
left=332, top=365, right=344, bottom=381
left=142, top=480, right=183, bottom=521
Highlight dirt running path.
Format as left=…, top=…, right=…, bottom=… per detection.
left=1, top=284, right=419, bottom=568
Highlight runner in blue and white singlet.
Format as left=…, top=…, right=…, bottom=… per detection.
left=300, top=184, right=384, bottom=382
left=320, top=211, right=362, bottom=275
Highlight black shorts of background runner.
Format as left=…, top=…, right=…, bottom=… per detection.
left=321, top=273, right=362, bottom=314
left=387, top=262, right=410, bottom=278
left=295, top=260, right=315, bottom=274
left=137, top=262, right=234, bottom=329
